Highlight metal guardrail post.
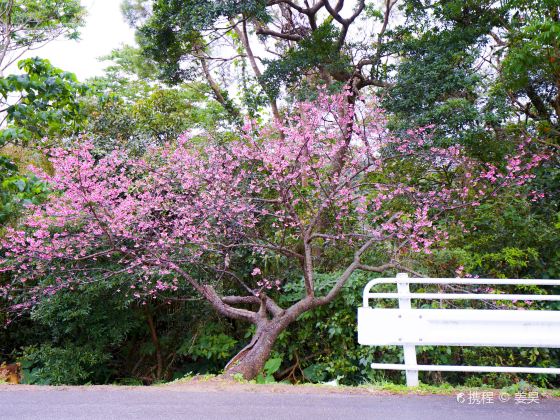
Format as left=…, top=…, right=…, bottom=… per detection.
left=396, top=273, right=419, bottom=386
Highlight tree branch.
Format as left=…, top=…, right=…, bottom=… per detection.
left=255, top=25, right=304, bottom=41
left=166, top=262, right=258, bottom=323
left=314, top=237, right=394, bottom=305
left=199, top=55, right=242, bottom=122
left=222, top=295, right=284, bottom=317
left=233, top=18, right=282, bottom=121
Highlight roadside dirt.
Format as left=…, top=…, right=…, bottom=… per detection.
left=0, top=377, right=405, bottom=396
left=164, top=376, right=394, bottom=395
left=0, top=380, right=389, bottom=396
left=1, top=377, right=558, bottom=399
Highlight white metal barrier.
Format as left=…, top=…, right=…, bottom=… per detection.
left=358, top=273, right=560, bottom=386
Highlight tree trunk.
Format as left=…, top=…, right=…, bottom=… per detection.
left=144, top=307, right=164, bottom=380
left=223, top=321, right=285, bottom=380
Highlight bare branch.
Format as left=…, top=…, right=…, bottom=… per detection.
left=199, top=55, right=242, bottom=122
left=233, top=18, right=282, bottom=121
left=165, top=261, right=258, bottom=323
left=255, top=25, right=304, bottom=41
left=222, top=295, right=285, bottom=317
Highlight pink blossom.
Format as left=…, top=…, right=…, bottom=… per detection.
left=0, top=92, right=547, bottom=318
left=251, top=268, right=262, bottom=276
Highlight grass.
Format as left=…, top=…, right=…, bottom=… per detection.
left=357, top=379, right=560, bottom=398
left=167, top=373, right=217, bottom=385
left=166, top=373, right=560, bottom=398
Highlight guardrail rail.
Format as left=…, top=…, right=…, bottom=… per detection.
left=358, top=273, right=560, bottom=386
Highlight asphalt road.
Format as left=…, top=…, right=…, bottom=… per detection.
left=0, top=387, right=559, bottom=420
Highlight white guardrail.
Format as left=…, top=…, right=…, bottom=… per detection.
left=357, top=273, right=560, bottom=386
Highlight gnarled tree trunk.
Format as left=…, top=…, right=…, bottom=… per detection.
left=223, top=320, right=286, bottom=380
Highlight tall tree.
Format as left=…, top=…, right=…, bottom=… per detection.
left=83, top=45, right=229, bottom=153
left=128, top=0, right=400, bottom=120
left=1, top=93, right=545, bottom=378
left=0, top=0, right=85, bottom=75
left=385, top=0, right=560, bottom=149
left=0, top=0, right=86, bottom=146
left=0, top=57, right=88, bottom=147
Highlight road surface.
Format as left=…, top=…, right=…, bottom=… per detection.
left=0, top=386, right=558, bottom=419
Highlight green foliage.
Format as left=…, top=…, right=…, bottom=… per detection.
left=0, top=0, right=84, bottom=75
left=138, top=0, right=269, bottom=83
left=21, top=344, right=110, bottom=385
left=121, top=0, right=151, bottom=28
left=99, top=44, right=160, bottom=81
left=255, top=357, right=282, bottom=384
left=275, top=272, right=403, bottom=385
left=2, top=0, right=84, bottom=44
left=3, top=267, right=239, bottom=384
left=85, top=82, right=223, bottom=153
left=383, top=11, right=493, bottom=149
left=260, top=22, right=349, bottom=99
left=4, top=279, right=141, bottom=384
left=502, top=18, right=560, bottom=91
left=447, top=194, right=559, bottom=280
left=499, top=1, right=560, bottom=141
left=29, top=281, right=139, bottom=344
left=0, top=153, right=48, bottom=226
left=272, top=269, right=560, bottom=388
left=392, top=0, right=560, bottom=145
left=0, top=58, right=88, bottom=146
left=84, top=46, right=228, bottom=153
left=178, top=323, right=238, bottom=364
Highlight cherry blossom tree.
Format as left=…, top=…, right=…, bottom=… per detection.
left=0, top=91, right=547, bottom=379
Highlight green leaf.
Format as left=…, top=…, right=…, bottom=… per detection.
left=263, top=357, right=282, bottom=375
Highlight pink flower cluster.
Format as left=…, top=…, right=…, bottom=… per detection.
left=0, top=91, right=547, bottom=315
